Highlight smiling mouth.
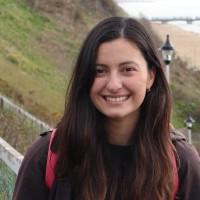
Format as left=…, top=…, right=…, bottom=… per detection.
left=103, top=96, right=129, bottom=103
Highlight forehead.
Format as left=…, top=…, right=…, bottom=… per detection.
left=96, top=38, right=147, bottom=67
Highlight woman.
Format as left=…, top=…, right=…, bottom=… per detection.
left=13, top=17, right=200, bottom=200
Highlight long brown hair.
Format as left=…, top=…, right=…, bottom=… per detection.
left=53, top=17, right=174, bottom=200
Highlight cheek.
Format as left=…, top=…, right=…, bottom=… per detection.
left=126, top=76, right=148, bottom=92
left=90, top=79, right=106, bottom=100
left=126, top=77, right=148, bottom=103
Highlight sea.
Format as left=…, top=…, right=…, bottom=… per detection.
left=117, top=2, right=200, bottom=35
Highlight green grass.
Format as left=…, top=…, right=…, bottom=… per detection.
left=0, top=57, right=65, bottom=123
left=0, top=0, right=68, bottom=81
left=0, top=160, right=16, bottom=200
left=170, top=58, right=200, bottom=132
left=172, top=99, right=200, bottom=130
left=0, top=107, right=42, bottom=154
left=0, top=0, right=78, bottom=124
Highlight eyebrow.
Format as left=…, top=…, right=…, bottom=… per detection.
left=95, top=61, right=140, bottom=68
left=119, top=61, right=140, bottom=68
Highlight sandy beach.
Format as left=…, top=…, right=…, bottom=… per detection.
left=152, top=23, right=200, bottom=69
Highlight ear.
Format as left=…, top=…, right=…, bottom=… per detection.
left=147, top=68, right=156, bottom=90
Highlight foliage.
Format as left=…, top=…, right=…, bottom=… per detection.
left=0, top=107, right=41, bottom=154
left=0, top=160, right=16, bottom=200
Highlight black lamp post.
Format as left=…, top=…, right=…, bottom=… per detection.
left=184, top=115, right=195, bottom=144
left=161, top=34, right=174, bottom=83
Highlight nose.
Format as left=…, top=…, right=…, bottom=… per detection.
left=106, top=73, right=122, bottom=93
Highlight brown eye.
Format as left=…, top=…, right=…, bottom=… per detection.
left=125, top=67, right=134, bottom=72
left=95, top=66, right=107, bottom=77
left=123, top=66, right=136, bottom=73
left=96, top=68, right=104, bottom=74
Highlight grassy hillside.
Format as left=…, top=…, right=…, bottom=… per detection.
left=170, top=56, right=200, bottom=131
left=0, top=0, right=124, bottom=125
left=0, top=107, right=40, bottom=154
left=0, top=0, right=71, bottom=124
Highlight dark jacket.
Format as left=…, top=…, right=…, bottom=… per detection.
left=13, top=131, right=200, bottom=200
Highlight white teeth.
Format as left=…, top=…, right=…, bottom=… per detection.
left=105, top=96, right=128, bottom=102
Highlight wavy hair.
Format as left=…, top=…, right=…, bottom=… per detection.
left=54, top=17, right=174, bottom=200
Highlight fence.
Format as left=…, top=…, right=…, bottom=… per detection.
left=0, top=137, right=23, bottom=199
left=0, top=93, right=51, bottom=199
left=0, top=94, right=51, bottom=133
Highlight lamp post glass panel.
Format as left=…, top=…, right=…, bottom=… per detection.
left=161, top=34, right=174, bottom=83
left=185, top=116, right=195, bottom=144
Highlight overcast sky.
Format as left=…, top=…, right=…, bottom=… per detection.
left=117, top=0, right=200, bottom=18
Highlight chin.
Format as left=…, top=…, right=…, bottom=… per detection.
left=104, top=113, right=126, bottom=120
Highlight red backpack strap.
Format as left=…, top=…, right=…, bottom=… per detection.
left=45, top=129, right=58, bottom=189
left=171, top=149, right=179, bottom=199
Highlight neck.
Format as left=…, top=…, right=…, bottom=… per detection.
left=105, top=115, right=139, bottom=146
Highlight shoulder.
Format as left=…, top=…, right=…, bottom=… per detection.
left=171, top=129, right=200, bottom=170
left=23, top=131, right=51, bottom=166
left=175, top=138, right=200, bottom=173
left=13, top=131, right=52, bottom=199
left=171, top=129, right=200, bottom=199
left=171, top=129, right=200, bottom=171
left=17, top=130, right=52, bottom=178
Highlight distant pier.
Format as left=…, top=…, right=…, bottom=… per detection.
left=150, top=16, right=200, bottom=24
left=115, top=0, right=156, bottom=2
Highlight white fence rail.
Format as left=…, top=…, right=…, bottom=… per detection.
left=0, top=137, right=23, bottom=175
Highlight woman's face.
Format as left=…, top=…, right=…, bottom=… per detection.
left=90, top=38, right=155, bottom=122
